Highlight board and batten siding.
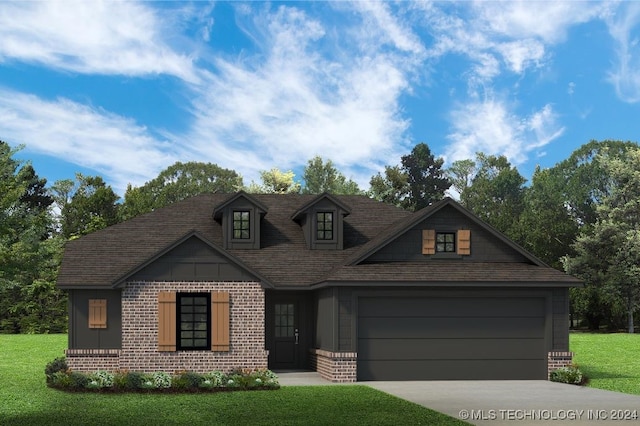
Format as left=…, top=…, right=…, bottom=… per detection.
left=68, top=289, right=122, bottom=350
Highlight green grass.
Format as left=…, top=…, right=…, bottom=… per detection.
left=571, top=332, right=640, bottom=395
left=0, top=335, right=465, bottom=425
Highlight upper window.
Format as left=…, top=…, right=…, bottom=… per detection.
left=233, top=211, right=250, bottom=239
left=177, top=293, right=210, bottom=350
left=436, top=232, right=456, bottom=253
left=316, top=212, right=334, bottom=240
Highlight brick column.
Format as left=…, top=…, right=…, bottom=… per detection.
left=310, top=349, right=357, bottom=382
left=548, top=351, right=573, bottom=379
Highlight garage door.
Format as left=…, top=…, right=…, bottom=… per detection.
left=357, top=296, right=547, bottom=380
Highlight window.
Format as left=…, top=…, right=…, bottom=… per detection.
left=233, top=211, right=250, bottom=239
left=275, top=303, right=295, bottom=337
left=436, top=232, right=456, bottom=253
left=177, top=293, right=210, bottom=350
left=316, top=212, right=334, bottom=240
left=158, top=291, right=229, bottom=352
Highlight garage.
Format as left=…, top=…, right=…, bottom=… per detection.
left=357, top=296, right=548, bottom=381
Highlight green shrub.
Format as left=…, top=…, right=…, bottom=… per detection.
left=44, top=357, right=68, bottom=384
left=202, top=371, right=228, bottom=388
left=50, top=371, right=73, bottom=388
left=124, top=372, right=146, bottom=390
left=69, top=371, right=89, bottom=389
left=550, top=365, right=586, bottom=385
left=113, top=371, right=128, bottom=390
left=171, top=371, right=202, bottom=390
left=87, top=371, right=115, bottom=389
left=152, top=372, right=172, bottom=389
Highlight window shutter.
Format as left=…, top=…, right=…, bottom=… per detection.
left=88, top=299, right=107, bottom=329
left=211, top=291, right=230, bottom=351
left=457, top=229, right=471, bottom=255
left=158, top=291, right=176, bottom=352
left=422, top=229, right=436, bottom=255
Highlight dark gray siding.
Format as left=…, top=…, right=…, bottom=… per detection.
left=356, top=291, right=550, bottom=380
left=129, top=236, right=257, bottom=282
left=338, top=288, right=353, bottom=351
left=367, top=206, right=529, bottom=263
left=68, top=289, right=121, bottom=349
left=552, top=288, right=570, bottom=350
left=314, top=287, right=335, bottom=351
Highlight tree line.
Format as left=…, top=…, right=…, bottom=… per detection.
left=1, top=140, right=639, bottom=333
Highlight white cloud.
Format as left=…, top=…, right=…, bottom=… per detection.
left=605, top=2, right=640, bottom=103
left=183, top=5, right=415, bottom=188
left=0, top=88, right=176, bottom=194
left=445, top=96, right=565, bottom=165
left=0, top=0, right=198, bottom=82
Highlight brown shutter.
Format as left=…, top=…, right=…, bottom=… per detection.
left=422, top=229, right=436, bottom=255
left=158, top=291, right=176, bottom=352
left=211, top=291, right=230, bottom=351
left=88, top=299, right=107, bottom=329
left=457, top=229, right=471, bottom=255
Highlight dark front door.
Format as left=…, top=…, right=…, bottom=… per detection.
left=272, top=302, right=300, bottom=368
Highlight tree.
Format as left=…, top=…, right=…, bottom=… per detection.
left=369, top=143, right=449, bottom=211
left=0, top=141, right=66, bottom=333
left=401, top=143, right=450, bottom=210
left=368, top=165, right=410, bottom=208
left=121, top=161, right=243, bottom=220
left=460, top=153, right=526, bottom=238
left=302, top=156, right=362, bottom=195
left=246, top=168, right=301, bottom=194
left=564, top=146, right=640, bottom=333
left=60, top=173, right=120, bottom=239
left=446, top=159, right=476, bottom=197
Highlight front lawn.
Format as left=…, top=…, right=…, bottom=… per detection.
left=0, top=335, right=466, bottom=425
left=571, top=332, right=640, bottom=395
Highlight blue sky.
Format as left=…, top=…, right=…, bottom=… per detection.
left=1, top=1, right=639, bottom=196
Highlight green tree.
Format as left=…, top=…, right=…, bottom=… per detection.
left=302, top=156, right=362, bottom=195
left=121, top=162, right=243, bottom=220
left=0, top=142, right=65, bottom=333
left=401, top=143, right=450, bottom=210
left=246, top=168, right=301, bottom=194
left=369, top=143, right=449, bottom=211
left=564, top=146, right=640, bottom=333
left=460, top=153, right=526, bottom=238
left=446, top=159, right=476, bottom=197
left=368, top=165, right=410, bottom=208
left=60, top=173, right=120, bottom=239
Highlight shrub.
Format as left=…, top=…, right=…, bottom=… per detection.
left=69, top=371, right=89, bottom=390
left=124, top=371, right=146, bottom=390
left=45, top=357, right=68, bottom=384
left=550, top=365, right=586, bottom=385
left=202, top=370, right=228, bottom=388
left=50, top=371, right=73, bottom=389
left=152, top=372, right=172, bottom=389
left=87, top=371, right=114, bottom=389
left=171, top=371, right=202, bottom=390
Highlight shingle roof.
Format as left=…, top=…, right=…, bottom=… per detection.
left=57, top=193, right=581, bottom=289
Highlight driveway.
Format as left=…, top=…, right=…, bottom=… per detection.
left=367, top=380, right=640, bottom=426
left=277, top=373, right=640, bottom=425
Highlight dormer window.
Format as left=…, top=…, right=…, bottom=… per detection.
left=316, top=212, right=334, bottom=240
left=233, top=211, right=250, bottom=239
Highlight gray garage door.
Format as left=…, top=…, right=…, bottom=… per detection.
left=357, top=296, right=547, bottom=380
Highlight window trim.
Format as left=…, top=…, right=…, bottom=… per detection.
left=315, top=211, right=335, bottom=241
left=232, top=210, right=251, bottom=240
left=436, top=232, right=456, bottom=253
left=176, top=292, right=211, bottom=351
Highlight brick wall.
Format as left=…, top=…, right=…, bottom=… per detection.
left=548, top=351, right=573, bottom=379
left=310, top=349, right=357, bottom=382
left=67, top=281, right=267, bottom=374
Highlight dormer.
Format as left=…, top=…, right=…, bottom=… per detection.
left=213, top=192, right=268, bottom=249
left=291, top=193, right=351, bottom=250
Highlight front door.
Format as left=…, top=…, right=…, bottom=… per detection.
left=272, top=301, right=299, bottom=369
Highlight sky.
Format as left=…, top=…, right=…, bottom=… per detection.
left=1, top=1, right=639, bottom=197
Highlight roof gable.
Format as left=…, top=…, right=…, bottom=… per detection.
left=114, top=231, right=272, bottom=288
left=290, top=192, right=352, bottom=222
left=212, top=191, right=268, bottom=221
left=345, top=197, right=548, bottom=267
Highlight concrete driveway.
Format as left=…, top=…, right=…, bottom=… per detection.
left=368, top=380, right=640, bottom=426
left=277, top=373, right=640, bottom=425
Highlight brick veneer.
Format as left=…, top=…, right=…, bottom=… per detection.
left=66, top=281, right=267, bottom=373
left=310, top=349, right=357, bottom=382
left=548, top=351, right=573, bottom=379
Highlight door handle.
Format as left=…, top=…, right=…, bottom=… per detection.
left=294, top=328, right=299, bottom=345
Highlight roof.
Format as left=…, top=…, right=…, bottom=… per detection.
left=57, top=193, right=581, bottom=289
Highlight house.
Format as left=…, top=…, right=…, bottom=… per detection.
left=57, top=192, right=580, bottom=382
